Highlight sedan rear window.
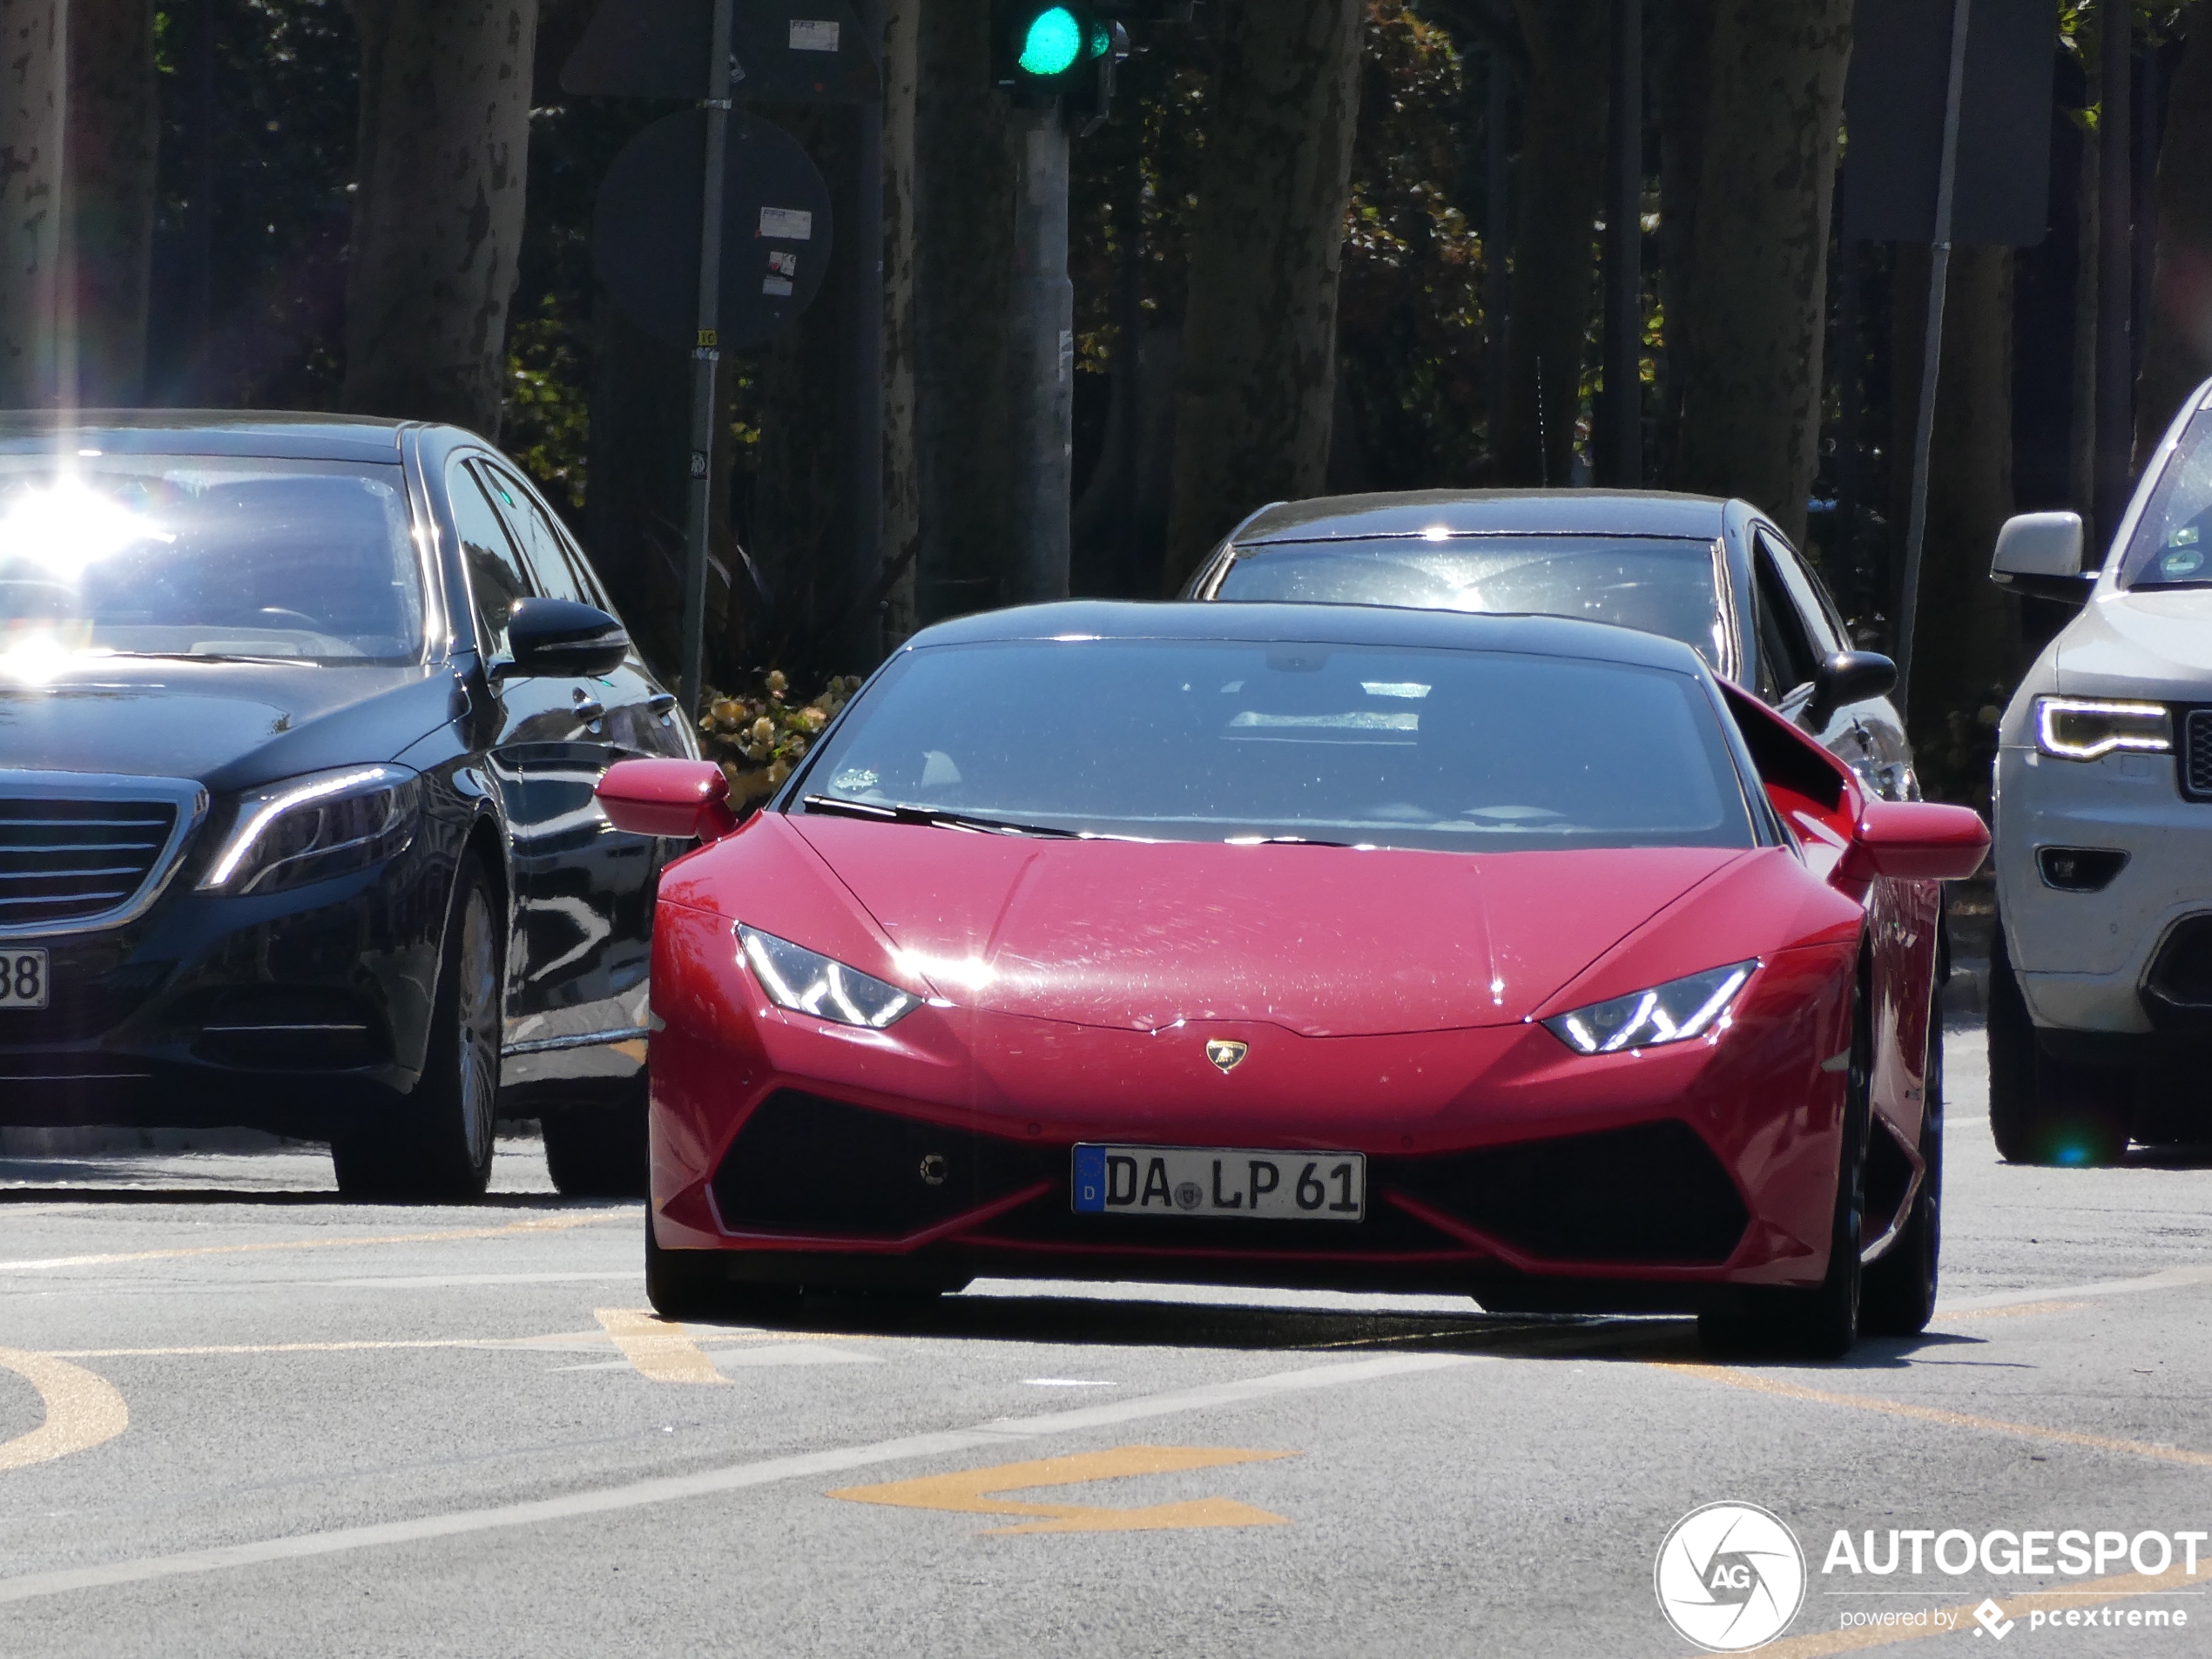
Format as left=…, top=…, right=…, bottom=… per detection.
left=1213, top=536, right=1729, bottom=672
left=0, top=456, right=422, bottom=667
left=800, top=638, right=1754, bottom=853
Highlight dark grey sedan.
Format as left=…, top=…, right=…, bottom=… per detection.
left=1184, top=489, right=1918, bottom=804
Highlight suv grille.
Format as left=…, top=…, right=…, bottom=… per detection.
left=0, top=796, right=181, bottom=929
left=2185, top=710, right=2212, bottom=799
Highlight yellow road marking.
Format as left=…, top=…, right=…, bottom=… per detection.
left=1730, top=1559, right=2212, bottom=1657
left=42, top=1328, right=849, bottom=1359
left=0, top=1347, right=127, bottom=1473
left=611, top=1039, right=648, bottom=1062
left=0, top=1210, right=626, bottom=1273
left=1656, top=1363, right=2212, bottom=1470
left=593, top=1309, right=727, bottom=1385
left=829, top=1445, right=1295, bottom=1534
left=1940, top=1299, right=2090, bottom=1321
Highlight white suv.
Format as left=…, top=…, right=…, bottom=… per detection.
left=1989, top=375, right=2212, bottom=1163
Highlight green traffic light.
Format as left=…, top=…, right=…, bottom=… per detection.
left=1018, top=7, right=1082, bottom=77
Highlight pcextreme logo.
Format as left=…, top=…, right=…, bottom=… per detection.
left=1656, top=1501, right=1809, bottom=1652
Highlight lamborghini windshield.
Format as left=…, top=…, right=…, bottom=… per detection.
left=0, top=456, right=423, bottom=674
left=798, top=637, right=1754, bottom=853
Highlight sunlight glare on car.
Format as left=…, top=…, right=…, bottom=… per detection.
left=0, top=475, right=166, bottom=581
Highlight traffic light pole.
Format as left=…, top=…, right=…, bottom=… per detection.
left=1008, top=105, right=1073, bottom=604
left=679, top=0, right=736, bottom=718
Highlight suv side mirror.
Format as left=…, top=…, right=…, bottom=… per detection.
left=596, top=759, right=739, bottom=842
left=497, top=597, right=630, bottom=679
left=1992, top=513, right=2094, bottom=603
left=1804, top=650, right=1898, bottom=729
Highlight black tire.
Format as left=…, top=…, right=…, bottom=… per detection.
left=333, top=861, right=502, bottom=1200
left=1700, top=964, right=1870, bottom=1360
left=643, top=1210, right=799, bottom=1325
left=543, top=1080, right=649, bottom=1198
left=1861, top=1003, right=1941, bottom=1337
left=1987, top=919, right=2130, bottom=1166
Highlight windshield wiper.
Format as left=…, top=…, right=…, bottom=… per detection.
left=801, top=796, right=1080, bottom=839
left=99, top=650, right=304, bottom=664
left=1225, top=834, right=1357, bottom=847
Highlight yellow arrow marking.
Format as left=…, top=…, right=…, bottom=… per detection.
left=593, top=1308, right=727, bottom=1385
left=0, top=1347, right=127, bottom=1472
left=829, top=1445, right=1296, bottom=1534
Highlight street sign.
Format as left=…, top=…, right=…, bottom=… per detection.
left=563, top=0, right=879, bottom=104
left=592, top=108, right=835, bottom=351
left=1841, top=0, right=2056, bottom=248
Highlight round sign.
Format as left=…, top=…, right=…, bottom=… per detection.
left=1654, top=1501, right=1806, bottom=1652
left=593, top=109, right=836, bottom=352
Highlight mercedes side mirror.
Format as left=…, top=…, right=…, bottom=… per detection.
left=1803, top=650, right=1898, bottom=729
left=497, top=597, right=631, bottom=679
left=1991, top=512, right=2094, bottom=603
left=596, top=759, right=739, bottom=842
left=1835, top=799, right=1990, bottom=890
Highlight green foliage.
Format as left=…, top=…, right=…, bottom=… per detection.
left=503, top=293, right=591, bottom=516
left=696, top=671, right=864, bottom=810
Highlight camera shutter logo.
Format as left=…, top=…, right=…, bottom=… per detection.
left=1655, top=1501, right=1807, bottom=1651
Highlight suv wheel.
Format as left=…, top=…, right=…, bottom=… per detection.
left=1987, top=919, right=2130, bottom=1166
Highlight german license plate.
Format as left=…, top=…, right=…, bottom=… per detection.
left=0, top=948, right=49, bottom=1009
left=1072, top=1144, right=1366, bottom=1222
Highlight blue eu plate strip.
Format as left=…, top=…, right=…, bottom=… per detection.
left=1071, top=1144, right=1107, bottom=1213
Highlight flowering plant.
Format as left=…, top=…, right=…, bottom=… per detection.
left=697, top=671, right=862, bottom=812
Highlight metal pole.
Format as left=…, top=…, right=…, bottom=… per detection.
left=1893, top=0, right=1973, bottom=710
left=843, top=0, right=888, bottom=666
left=679, top=0, right=735, bottom=718
left=1008, top=104, right=1072, bottom=604
left=2093, top=0, right=2133, bottom=550
left=1485, top=53, right=1510, bottom=474
left=1602, top=0, right=1642, bottom=488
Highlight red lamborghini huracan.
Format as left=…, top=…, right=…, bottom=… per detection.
left=599, top=603, right=1986, bottom=1355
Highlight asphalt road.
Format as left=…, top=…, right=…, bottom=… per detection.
left=4, top=1029, right=2211, bottom=1658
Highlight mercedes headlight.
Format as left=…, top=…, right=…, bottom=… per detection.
left=1541, top=961, right=1757, bottom=1055
left=738, top=925, right=918, bottom=1029
left=2033, top=697, right=2171, bottom=760
left=199, top=765, right=421, bottom=895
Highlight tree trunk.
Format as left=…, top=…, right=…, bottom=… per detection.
left=0, top=0, right=60, bottom=407
left=1891, top=242, right=2018, bottom=777
left=879, top=0, right=920, bottom=645
left=342, top=0, right=539, bottom=435
left=1492, top=0, right=1608, bottom=488
left=1669, top=0, right=1853, bottom=547
left=64, top=0, right=155, bottom=405
left=911, top=0, right=1015, bottom=622
left=1162, top=0, right=1365, bottom=590
left=2071, top=126, right=2100, bottom=517
left=1653, top=0, right=1714, bottom=472
left=2136, top=17, right=2212, bottom=464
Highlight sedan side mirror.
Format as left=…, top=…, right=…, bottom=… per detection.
left=596, top=759, right=739, bottom=842
left=1835, top=799, right=1989, bottom=889
left=497, top=597, right=631, bottom=680
left=1803, top=650, right=1897, bottom=730
left=1991, top=512, right=2094, bottom=603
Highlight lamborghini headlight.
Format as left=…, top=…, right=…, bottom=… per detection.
left=199, top=765, right=421, bottom=895
left=1541, top=961, right=1757, bottom=1055
left=2033, top=697, right=2172, bottom=760
left=738, top=925, right=918, bottom=1028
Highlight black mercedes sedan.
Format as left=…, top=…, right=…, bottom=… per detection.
left=1184, top=489, right=1919, bottom=806
left=0, top=413, right=692, bottom=1197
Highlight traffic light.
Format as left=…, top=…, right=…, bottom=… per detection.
left=992, top=3, right=1120, bottom=103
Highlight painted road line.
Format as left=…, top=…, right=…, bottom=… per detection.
left=0, top=1348, right=127, bottom=1473
left=42, top=1329, right=848, bottom=1360
left=593, top=1309, right=728, bottom=1385
left=1939, top=1263, right=2212, bottom=1315
left=1658, top=1363, right=2212, bottom=1471
left=1730, top=1559, right=2212, bottom=1658
left=830, top=1445, right=1295, bottom=1534
left=1939, top=1299, right=2091, bottom=1322
left=0, top=1351, right=1474, bottom=1605
left=0, top=1211, right=629, bottom=1274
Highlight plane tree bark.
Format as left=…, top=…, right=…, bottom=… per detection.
left=0, top=0, right=60, bottom=407
left=1163, top=0, right=1365, bottom=590
left=1669, top=0, right=1853, bottom=547
left=342, top=0, right=540, bottom=435
left=2137, top=16, right=2212, bottom=464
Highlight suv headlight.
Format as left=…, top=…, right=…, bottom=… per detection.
left=1541, top=961, right=1757, bottom=1055
left=2033, top=697, right=2171, bottom=760
left=738, top=925, right=918, bottom=1028
left=199, top=765, right=422, bottom=895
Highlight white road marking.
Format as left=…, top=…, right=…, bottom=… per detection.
left=0, top=1352, right=1474, bottom=1605
left=0, top=1348, right=128, bottom=1472
left=1941, top=1262, right=2212, bottom=1315
left=552, top=1345, right=881, bottom=1372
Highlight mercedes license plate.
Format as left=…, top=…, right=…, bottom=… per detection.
left=0, top=948, right=50, bottom=1009
left=1072, top=1144, right=1366, bottom=1222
